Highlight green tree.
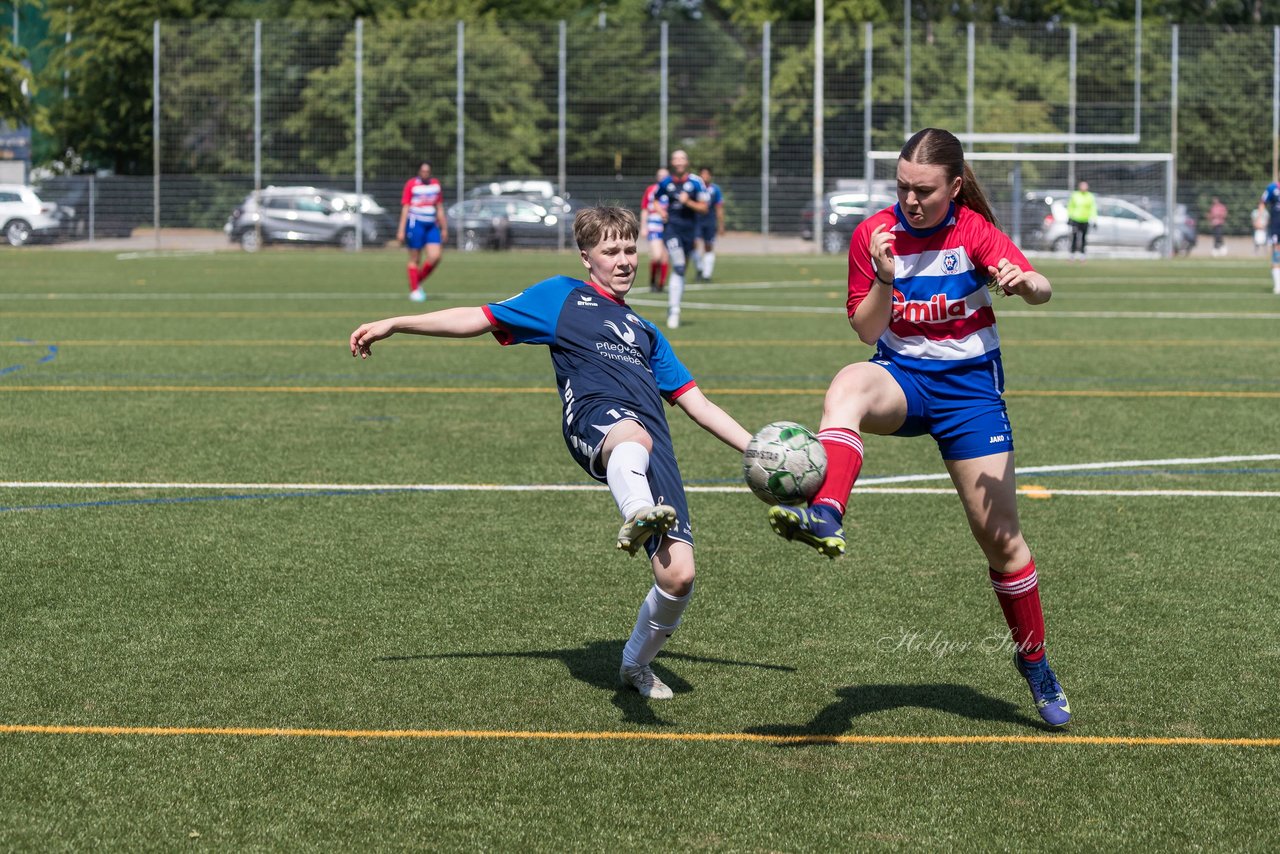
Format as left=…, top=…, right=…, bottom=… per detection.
left=1, top=37, right=40, bottom=128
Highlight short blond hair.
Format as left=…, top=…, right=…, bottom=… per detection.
left=573, top=206, right=638, bottom=251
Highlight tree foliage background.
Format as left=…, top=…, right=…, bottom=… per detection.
left=4, top=0, right=1279, bottom=226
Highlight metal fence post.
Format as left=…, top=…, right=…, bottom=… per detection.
left=660, top=21, right=668, bottom=167
left=813, top=0, right=824, bottom=254
left=153, top=19, right=160, bottom=250
left=254, top=19, right=262, bottom=250
left=864, top=22, right=873, bottom=204
left=761, top=21, right=770, bottom=240
left=558, top=19, right=567, bottom=251
left=456, top=20, right=465, bottom=251
left=355, top=17, right=363, bottom=251
left=1068, top=24, right=1076, bottom=190
left=1167, top=24, right=1178, bottom=259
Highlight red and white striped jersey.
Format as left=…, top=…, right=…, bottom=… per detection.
left=847, top=203, right=1033, bottom=371
left=401, top=177, right=443, bottom=224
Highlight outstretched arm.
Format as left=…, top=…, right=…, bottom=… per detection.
left=350, top=306, right=495, bottom=358
left=988, top=258, right=1052, bottom=306
left=674, top=386, right=752, bottom=453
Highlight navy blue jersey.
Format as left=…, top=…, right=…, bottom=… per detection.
left=482, top=276, right=696, bottom=428
left=697, top=183, right=723, bottom=228
left=657, top=173, right=710, bottom=234
left=1263, top=182, right=1280, bottom=232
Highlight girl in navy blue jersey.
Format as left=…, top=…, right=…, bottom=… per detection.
left=351, top=206, right=751, bottom=701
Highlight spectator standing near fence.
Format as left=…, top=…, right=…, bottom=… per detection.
left=1261, top=178, right=1280, bottom=294
left=1207, top=197, right=1228, bottom=257
left=397, top=161, right=448, bottom=303
left=1066, top=180, right=1096, bottom=262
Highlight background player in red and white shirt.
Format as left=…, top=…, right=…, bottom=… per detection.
left=768, top=128, right=1071, bottom=728
left=397, top=161, right=449, bottom=302
left=641, top=167, right=670, bottom=292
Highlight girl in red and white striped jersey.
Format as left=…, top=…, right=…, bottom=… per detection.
left=768, top=128, right=1070, bottom=727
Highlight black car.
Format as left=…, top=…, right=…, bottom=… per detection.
left=447, top=196, right=570, bottom=251
left=800, top=191, right=896, bottom=253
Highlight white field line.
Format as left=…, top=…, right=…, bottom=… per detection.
left=3, top=454, right=1278, bottom=498
left=627, top=298, right=1280, bottom=321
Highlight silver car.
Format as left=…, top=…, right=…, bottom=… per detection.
left=225, top=186, right=388, bottom=252
left=1024, top=191, right=1169, bottom=254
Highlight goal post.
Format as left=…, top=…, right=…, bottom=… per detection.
left=867, top=150, right=1178, bottom=258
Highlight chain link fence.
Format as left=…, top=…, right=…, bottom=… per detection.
left=27, top=19, right=1280, bottom=254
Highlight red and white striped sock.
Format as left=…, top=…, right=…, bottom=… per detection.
left=990, top=558, right=1046, bottom=662
left=810, top=427, right=863, bottom=517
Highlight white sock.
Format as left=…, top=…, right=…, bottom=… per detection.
left=622, top=583, right=693, bottom=667
left=1272, top=268, right=1280, bottom=293
left=606, top=441, right=653, bottom=520
left=667, top=271, right=684, bottom=318
left=702, top=251, right=716, bottom=279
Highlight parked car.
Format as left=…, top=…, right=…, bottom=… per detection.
left=1023, top=191, right=1179, bottom=254
left=468, top=180, right=574, bottom=216
left=0, top=184, right=64, bottom=246
left=447, top=196, right=569, bottom=251
left=800, top=190, right=896, bottom=253
left=224, top=186, right=390, bottom=251
left=1129, top=198, right=1197, bottom=255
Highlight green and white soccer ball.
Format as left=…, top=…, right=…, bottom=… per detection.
left=742, top=421, right=827, bottom=505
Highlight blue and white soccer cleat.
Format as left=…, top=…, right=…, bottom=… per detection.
left=1015, top=653, right=1072, bottom=727
left=616, top=504, right=678, bottom=556
left=767, top=503, right=845, bottom=559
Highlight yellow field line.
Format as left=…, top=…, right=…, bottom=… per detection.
left=1, top=722, right=1276, bottom=747
left=2, top=386, right=1279, bottom=399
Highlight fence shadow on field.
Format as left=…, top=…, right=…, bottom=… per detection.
left=745, top=683, right=1047, bottom=744
left=377, top=640, right=795, bottom=726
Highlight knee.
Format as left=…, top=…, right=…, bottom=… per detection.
left=977, top=528, right=1030, bottom=570
left=653, top=544, right=695, bottom=596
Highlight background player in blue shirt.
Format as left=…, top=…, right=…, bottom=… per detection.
left=350, top=206, right=752, bottom=701
left=656, top=150, right=710, bottom=329
left=694, top=166, right=725, bottom=283
left=1260, top=178, right=1280, bottom=294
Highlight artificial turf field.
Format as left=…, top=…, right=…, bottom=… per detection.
left=1, top=245, right=1278, bottom=849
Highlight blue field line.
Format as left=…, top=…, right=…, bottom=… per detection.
left=0, top=488, right=403, bottom=514
left=2, top=339, right=59, bottom=377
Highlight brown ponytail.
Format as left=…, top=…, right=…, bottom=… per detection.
left=900, top=128, right=999, bottom=227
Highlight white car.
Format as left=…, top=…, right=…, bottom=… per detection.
left=0, top=184, right=62, bottom=247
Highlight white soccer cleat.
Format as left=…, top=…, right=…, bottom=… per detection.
left=619, top=663, right=674, bottom=700
left=666, top=313, right=680, bottom=329
left=616, top=504, right=677, bottom=556
left=409, top=288, right=426, bottom=302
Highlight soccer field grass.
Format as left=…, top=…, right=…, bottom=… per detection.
left=2, top=247, right=1278, bottom=848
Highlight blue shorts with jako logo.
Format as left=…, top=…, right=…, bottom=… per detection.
left=871, top=355, right=1015, bottom=461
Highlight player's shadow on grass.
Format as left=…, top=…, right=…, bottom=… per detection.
left=378, top=640, right=794, bottom=726
left=746, top=683, right=1043, bottom=743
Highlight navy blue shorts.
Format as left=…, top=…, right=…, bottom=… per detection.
left=664, top=229, right=696, bottom=270
left=562, top=399, right=692, bottom=556
left=405, top=219, right=441, bottom=249
left=872, top=357, right=1015, bottom=461
left=695, top=220, right=717, bottom=246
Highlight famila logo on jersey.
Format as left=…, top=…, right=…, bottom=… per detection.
left=891, top=291, right=970, bottom=323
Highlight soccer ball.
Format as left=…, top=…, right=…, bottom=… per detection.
left=742, top=421, right=827, bottom=505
